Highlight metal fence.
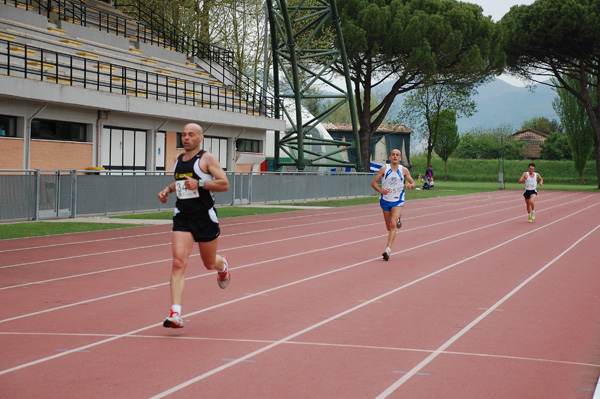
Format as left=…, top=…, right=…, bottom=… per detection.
left=0, top=170, right=375, bottom=221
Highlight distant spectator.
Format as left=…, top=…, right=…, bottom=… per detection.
left=425, top=165, right=433, bottom=182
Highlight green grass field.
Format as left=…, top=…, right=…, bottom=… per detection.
left=410, top=156, right=599, bottom=185
left=0, top=222, right=143, bottom=240
left=1, top=180, right=596, bottom=240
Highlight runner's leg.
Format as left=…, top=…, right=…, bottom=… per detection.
left=386, top=206, right=403, bottom=249
left=198, top=238, right=225, bottom=272
left=170, top=231, right=195, bottom=306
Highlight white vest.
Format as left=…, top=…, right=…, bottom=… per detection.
left=524, top=172, right=538, bottom=191
left=381, top=164, right=405, bottom=202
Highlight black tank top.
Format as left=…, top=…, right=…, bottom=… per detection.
left=173, top=151, right=215, bottom=213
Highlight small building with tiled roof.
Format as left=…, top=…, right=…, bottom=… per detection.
left=322, top=122, right=413, bottom=171
left=512, top=129, right=548, bottom=159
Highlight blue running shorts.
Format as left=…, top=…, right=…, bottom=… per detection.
left=380, top=198, right=405, bottom=212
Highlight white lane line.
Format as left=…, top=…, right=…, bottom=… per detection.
left=3, top=331, right=598, bottom=369
left=0, top=258, right=170, bottom=293
left=593, top=372, right=600, bottom=399
left=0, top=243, right=171, bottom=269
left=375, top=223, right=600, bottom=398
left=0, top=231, right=169, bottom=254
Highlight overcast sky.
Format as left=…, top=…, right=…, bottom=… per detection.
left=467, top=0, right=537, bottom=85
left=469, top=0, right=536, bottom=22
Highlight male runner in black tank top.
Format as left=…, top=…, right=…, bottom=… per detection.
left=158, top=123, right=230, bottom=328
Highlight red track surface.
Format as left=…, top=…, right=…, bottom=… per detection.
left=1, top=190, right=600, bottom=398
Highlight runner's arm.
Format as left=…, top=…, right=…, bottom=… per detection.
left=202, top=153, right=229, bottom=192
left=404, top=169, right=416, bottom=190
left=158, top=155, right=179, bottom=202
left=158, top=182, right=175, bottom=203
left=371, top=167, right=387, bottom=194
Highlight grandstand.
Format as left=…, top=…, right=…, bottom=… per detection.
left=0, top=0, right=284, bottom=172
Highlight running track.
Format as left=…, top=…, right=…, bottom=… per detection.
left=1, top=190, right=600, bottom=398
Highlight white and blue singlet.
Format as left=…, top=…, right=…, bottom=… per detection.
left=380, top=164, right=405, bottom=211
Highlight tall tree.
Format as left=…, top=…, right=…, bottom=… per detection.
left=398, top=82, right=476, bottom=167
left=553, top=76, right=595, bottom=183
left=539, top=132, right=571, bottom=161
left=500, top=0, right=600, bottom=188
left=334, top=0, right=504, bottom=170
left=195, top=0, right=213, bottom=44
left=520, top=117, right=561, bottom=135
left=222, top=0, right=267, bottom=87
left=433, top=109, right=459, bottom=181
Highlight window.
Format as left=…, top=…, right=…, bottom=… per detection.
left=237, top=139, right=261, bottom=153
left=0, top=115, right=17, bottom=137
left=31, top=119, right=87, bottom=142
left=203, top=136, right=228, bottom=169
left=101, top=127, right=147, bottom=170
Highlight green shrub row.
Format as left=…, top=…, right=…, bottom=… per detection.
left=409, top=157, right=598, bottom=185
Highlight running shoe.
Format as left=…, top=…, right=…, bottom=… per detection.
left=217, top=256, right=230, bottom=289
left=528, top=214, right=532, bottom=223
left=397, top=217, right=402, bottom=229
left=531, top=211, right=535, bottom=220
left=382, top=251, right=390, bottom=261
left=163, top=311, right=184, bottom=328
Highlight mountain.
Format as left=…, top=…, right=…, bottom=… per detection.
left=458, top=78, right=559, bottom=132
left=374, top=78, right=559, bottom=134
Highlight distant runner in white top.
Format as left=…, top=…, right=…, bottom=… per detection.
left=371, top=149, right=416, bottom=261
left=518, top=162, right=543, bottom=223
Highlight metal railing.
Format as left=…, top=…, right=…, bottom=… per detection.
left=0, top=39, right=277, bottom=116
left=1, top=0, right=232, bottom=63
left=0, top=169, right=375, bottom=221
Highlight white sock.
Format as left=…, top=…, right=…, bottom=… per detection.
left=385, top=247, right=391, bottom=254
left=172, top=304, right=181, bottom=315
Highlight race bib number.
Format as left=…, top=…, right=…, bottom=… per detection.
left=387, top=187, right=401, bottom=197
left=525, top=181, right=535, bottom=190
left=175, top=180, right=199, bottom=199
